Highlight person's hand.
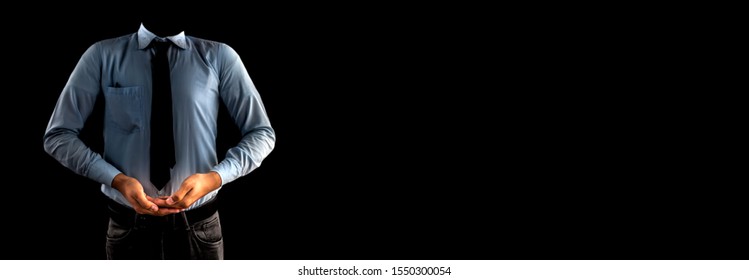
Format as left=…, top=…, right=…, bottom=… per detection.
left=165, top=172, right=222, bottom=209
left=112, top=173, right=181, bottom=216
left=147, top=196, right=175, bottom=209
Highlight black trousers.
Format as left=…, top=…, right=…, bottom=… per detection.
left=105, top=198, right=223, bottom=260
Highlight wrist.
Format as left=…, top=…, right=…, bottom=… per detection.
left=111, top=173, right=132, bottom=191
left=208, top=171, right=222, bottom=189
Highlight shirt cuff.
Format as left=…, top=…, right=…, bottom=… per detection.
left=87, top=157, right=122, bottom=186
left=210, top=163, right=234, bottom=187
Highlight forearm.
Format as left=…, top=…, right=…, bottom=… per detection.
left=211, top=126, right=275, bottom=185
left=44, top=128, right=121, bottom=186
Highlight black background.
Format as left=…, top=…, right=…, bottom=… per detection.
left=1, top=9, right=745, bottom=260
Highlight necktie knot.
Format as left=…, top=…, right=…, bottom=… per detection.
left=151, top=40, right=172, bottom=56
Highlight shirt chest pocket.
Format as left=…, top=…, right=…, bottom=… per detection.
left=104, top=86, right=145, bottom=133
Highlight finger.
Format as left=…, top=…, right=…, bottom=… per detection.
left=170, top=189, right=199, bottom=209
left=174, top=192, right=199, bottom=209
left=157, top=207, right=182, bottom=216
left=143, top=196, right=167, bottom=208
left=133, top=192, right=158, bottom=212
left=138, top=207, right=182, bottom=216
left=125, top=196, right=149, bottom=215
left=167, top=185, right=192, bottom=205
left=150, top=197, right=173, bottom=208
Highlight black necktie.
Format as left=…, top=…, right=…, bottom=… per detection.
left=150, top=40, right=175, bottom=190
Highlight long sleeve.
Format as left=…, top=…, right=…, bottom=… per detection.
left=43, top=43, right=122, bottom=186
left=210, top=44, right=275, bottom=185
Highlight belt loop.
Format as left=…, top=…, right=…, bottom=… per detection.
left=133, top=213, right=140, bottom=229
left=181, top=211, right=191, bottom=230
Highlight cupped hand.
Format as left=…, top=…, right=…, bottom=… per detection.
left=165, top=172, right=222, bottom=210
left=111, top=173, right=181, bottom=216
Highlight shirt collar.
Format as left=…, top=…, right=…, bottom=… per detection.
left=137, top=23, right=188, bottom=50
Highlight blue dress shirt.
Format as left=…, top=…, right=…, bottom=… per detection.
left=44, top=24, right=275, bottom=210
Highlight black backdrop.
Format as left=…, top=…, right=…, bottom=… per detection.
left=1, top=9, right=745, bottom=260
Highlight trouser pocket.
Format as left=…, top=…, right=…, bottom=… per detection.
left=105, top=218, right=137, bottom=259
left=188, top=211, right=224, bottom=260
